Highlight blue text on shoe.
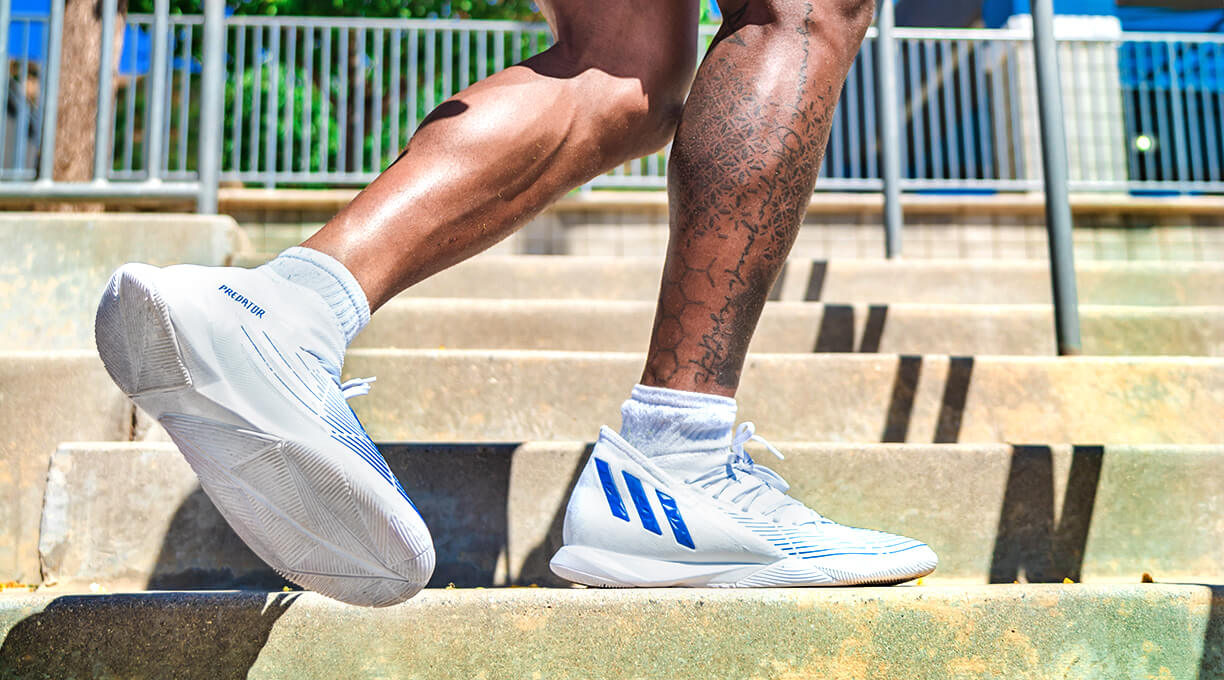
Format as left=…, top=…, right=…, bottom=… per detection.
left=218, top=285, right=267, bottom=318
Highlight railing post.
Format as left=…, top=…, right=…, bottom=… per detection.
left=37, top=0, right=66, bottom=184
left=875, top=0, right=903, bottom=258
left=197, top=0, right=225, bottom=213
left=146, top=0, right=170, bottom=182
left=1031, top=0, right=1082, bottom=355
left=93, top=0, right=118, bottom=182
left=0, top=0, right=11, bottom=167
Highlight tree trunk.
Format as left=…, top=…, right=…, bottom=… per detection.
left=47, top=0, right=125, bottom=211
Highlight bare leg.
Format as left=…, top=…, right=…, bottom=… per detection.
left=641, top=0, right=875, bottom=397
left=303, top=0, right=699, bottom=311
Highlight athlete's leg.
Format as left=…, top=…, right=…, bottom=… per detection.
left=303, top=0, right=699, bottom=311
left=640, top=0, right=875, bottom=396
left=552, top=0, right=936, bottom=589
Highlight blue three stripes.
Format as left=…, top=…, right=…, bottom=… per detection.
left=594, top=458, right=630, bottom=521
left=594, top=457, right=695, bottom=549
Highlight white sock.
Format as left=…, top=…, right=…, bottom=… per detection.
left=263, top=247, right=371, bottom=345
left=619, top=384, right=737, bottom=466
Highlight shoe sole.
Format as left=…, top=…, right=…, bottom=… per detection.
left=96, top=264, right=434, bottom=607
left=550, top=545, right=937, bottom=588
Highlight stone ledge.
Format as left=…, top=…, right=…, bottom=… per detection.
left=217, top=187, right=1224, bottom=217
left=358, top=300, right=1224, bottom=356
left=394, top=256, right=1224, bottom=305
left=38, top=442, right=1224, bottom=590
left=0, top=586, right=1220, bottom=679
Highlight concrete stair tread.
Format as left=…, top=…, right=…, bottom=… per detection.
left=39, top=442, right=1224, bottom=590
left=0, top=586, right=1220, bottom=679
left=10, top=350, right=1220, bottom=584
left=336, top=350, right=1224, bottom=444
left=0, top=213, right=242, bottom=352
left=360, top=299, right=1224, bottom=355
left=9, top=350, right=1223, bottom=444
left=397, top=255, right=1224, bottom=305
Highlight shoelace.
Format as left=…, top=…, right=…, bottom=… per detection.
left=686, top=422, right=820, bottom=521
left=340, top=376, right=376, bottom=399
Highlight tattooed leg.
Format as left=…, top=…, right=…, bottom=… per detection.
left=640, top=0, right=875, bottom=396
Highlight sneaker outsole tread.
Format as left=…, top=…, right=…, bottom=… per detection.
left=97, top=265, right=433, bottom=607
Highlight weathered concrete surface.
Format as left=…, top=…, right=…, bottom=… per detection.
left=328, top=352, right=1224, bottom=444
left=0, top=213, right=242, bottom=351
left=41, top=442, right=1224, bottom=590
left=18, top=349, right=1223, bottom=586
left=37, top=444, right=284, bottom=592
left=0, top=586, right=1220, bottom=679
left=359, top=299, right=1224, bottom=356
left=399, top=256, right=1224, bottom=305
left=0, top=353, right=129, bottom=586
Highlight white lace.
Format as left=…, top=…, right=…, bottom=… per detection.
left=340, top=376, right=376, bottom=399
left=685, top=422, right=819, bottom=521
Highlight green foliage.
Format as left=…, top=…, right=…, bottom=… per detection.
left=117, top=1, right=719, bottom=185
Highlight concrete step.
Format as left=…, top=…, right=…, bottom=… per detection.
left=396, top=256, right=1224, bottom=305
left=39, top=442, right=1223, bottom=591
left=1, top=213, right=243, bottom=351
left=9, top=350, right=1222, bottom=584
left=360, top=299, right=1224, bottom=356
left=0, top=352, right=131, bottom=586
left=0, top=587, right=1220, bottom=678
left=226, top=188, right=1224, bottom=262
left=337, top=351, right=1224, bottom=444
left=9, top=350, right=1222, bottom=447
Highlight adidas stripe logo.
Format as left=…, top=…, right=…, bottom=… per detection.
left=594, top=457, right=695, bottom=550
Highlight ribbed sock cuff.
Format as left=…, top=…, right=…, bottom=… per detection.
left=628, top=384, right=737, bottom=410
left=619, top=384, right=737, bottom=459
left=265, top=246, right=371, bottom=345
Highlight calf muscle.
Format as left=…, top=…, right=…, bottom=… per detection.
left=642, top=0, right=871, bottom=394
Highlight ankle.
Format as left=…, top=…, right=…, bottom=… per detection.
left=263, top=247, right=371, bottom=345
left=618, top=384, right=736, bottom=459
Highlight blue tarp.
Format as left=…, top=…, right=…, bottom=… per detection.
left=6, top=0, right=49, bottom=62
left=1119, top=41, right=1224, bottom=91
left=4, top=0, right=171, bottom=76
left=982, top=0, right=1224, bottom=33
left=983, top=0, right=1116, bottom=28
left=1117, top=7, right=1224, bottom=33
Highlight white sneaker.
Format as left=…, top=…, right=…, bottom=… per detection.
left=95, top=262, right=434, bottom=607
left=550, top=423, right=937, bottom=587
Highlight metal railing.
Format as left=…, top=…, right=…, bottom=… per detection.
left=2, top=13, right=1223, bottom=198
left=0, top=0, right=223, bottom=208
left=0, top=7, right=1122, bottom=350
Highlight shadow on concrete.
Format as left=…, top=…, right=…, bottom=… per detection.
left=934, top=357, right=974, bottom=443
left=989, top=445, right=1104, bottom=583
left=860, top=305, right=888, bottom=353
left=880, top=355, right=974, bottom=444
left=146, top=443, right=587, bottom=591
left=804, top=260, right=828, bottom=301
left=1201, top=585, right=1223, bottom=678
left=148, top=488, right=292, bottom=591
left=814, top=304, right=857, bottom=352
left=0, top=592, right=295, bottom=679
left=813, top=304, right=890, bottom=354
left=518, top=443, right=593, bottom=587
left=382, top=443, right=515, bottom=587
left=882, top=355, right=923, bottom=442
